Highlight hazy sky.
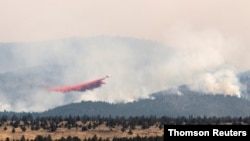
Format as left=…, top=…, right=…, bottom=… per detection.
left=1, top=0, right=250, bottom=111
left=0, top=0, right=249, bottom=43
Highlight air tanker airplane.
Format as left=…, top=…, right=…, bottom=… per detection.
left=46, top=75, right=111, bottom=93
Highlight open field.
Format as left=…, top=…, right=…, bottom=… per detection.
left=0, top=122, right=163, bottom=140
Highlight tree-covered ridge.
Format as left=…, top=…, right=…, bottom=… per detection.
left=39, top=93, right=250, bottom=117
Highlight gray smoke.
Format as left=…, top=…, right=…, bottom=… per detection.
left=0, top=26, right=246, bottom=112
left=163, top=24, right=242, bottom=97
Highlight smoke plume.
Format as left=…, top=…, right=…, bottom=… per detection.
left=163, top=24, right=242, bottom=97
left=0, top=26, right=246, bottom=112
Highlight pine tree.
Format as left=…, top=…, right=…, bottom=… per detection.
left=20, top=135, right=25, bottom=141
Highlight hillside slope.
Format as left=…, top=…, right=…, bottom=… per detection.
left=39, top=91, right=250, bottom=117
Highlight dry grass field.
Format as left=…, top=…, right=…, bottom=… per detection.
left=0, top=122, right=163, bottom=140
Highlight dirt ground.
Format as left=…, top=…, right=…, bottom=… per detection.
left=0, top=124, right=163, bottom=140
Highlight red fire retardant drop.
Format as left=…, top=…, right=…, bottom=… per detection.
left=46, top=75, right=110, bottom=93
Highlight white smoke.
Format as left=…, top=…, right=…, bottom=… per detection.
left=163, top=24, right=242, bottom=97
left=189, top=69, right=241, bottom=97
left=0, top=25, right=246, bottom=112
left=0, top=37, right=175, bottom=112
